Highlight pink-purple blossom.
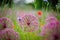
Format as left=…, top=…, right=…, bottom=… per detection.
left=0, top=17, right=14, bottom=30
left=18, top=14, right=39, bottom=32
left=40, top=16, right=60, bottom=40
left=0, top=28, right=20, bottom=40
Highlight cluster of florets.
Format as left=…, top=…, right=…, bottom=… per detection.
left=0, top=17, right=20, bottom=40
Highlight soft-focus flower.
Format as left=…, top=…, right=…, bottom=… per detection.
left=46, top=22, right=60, bottom=40
left=0, top=28, right=20, bottom=40
left=37, top=11, right=42, bottom=16
left=46, top=15, right=58, bottom=23
left=40, top=16, right=58, bottom=35
left=18, top=14, right=39, bottom=32
left=0, top=17, right=14, bottom=30
left=40, top=16, right=60, bottom=40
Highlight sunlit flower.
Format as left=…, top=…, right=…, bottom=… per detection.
left=0, top=17, right=14, bottom=30
left=40, top=16, right=60, bottom=40
left=0, top=28, right=20, bottom=40
left=18, top=14, right=39, bottom=32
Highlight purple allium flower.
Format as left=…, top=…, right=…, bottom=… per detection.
left=41, top=16, right=58, bottom=34
left=18, top=14, right=39, bottom=32
left=0, top=17, right=14, bottom=30
left=0, top=28, right=20, bottom=40
left=44, top=24, right=60, bottom=40
left=46, top=16, right=57, bottom=23
left=40, top=16, right=60, bottom=40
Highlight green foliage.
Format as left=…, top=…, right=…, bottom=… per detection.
left=56, top=0, right=60, bottom=13
left=34, top=0, right=43, bottom=10
left=34, top=0, right=60, bottom=11
left=0, top=0, right=13, bottom=8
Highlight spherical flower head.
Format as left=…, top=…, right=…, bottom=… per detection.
left=18, top=14, right=39, bottom=32
left=0, top=17, right=14, bottom=30
left=47, top=21, right=60, bottom=40
left=40, top=16, right=60, bottom=40
left=41, top=17, right=59, bottom=35
left=46, top=14, right=58, bottom=24
left=0, top=28, right=20, bottom=40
